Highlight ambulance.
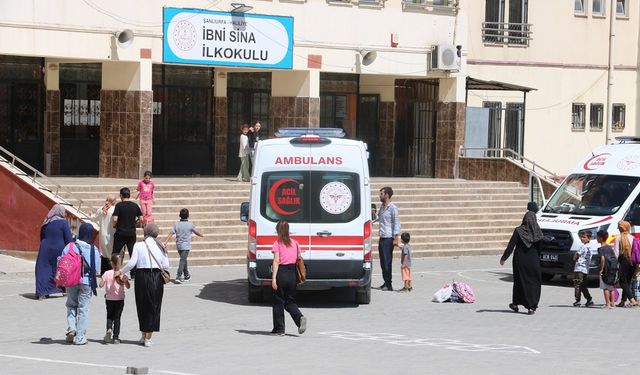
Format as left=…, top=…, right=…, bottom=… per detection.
left=538, top=137, right=640, bottom=280
left=240, top=128, right=373, bottom=304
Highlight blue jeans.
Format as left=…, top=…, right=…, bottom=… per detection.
left=66, top=284, right=92, bottom=344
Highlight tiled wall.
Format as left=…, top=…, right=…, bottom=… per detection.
left=435, top=102, right=465, bottom=179
left=458, top=157, right=556, bottom=197
left=98, top=90, right=152, bottom=178
left=269, top=97, right=320, bottom=131
left=44, top=90, right=60, bottom=175
left=377, top=101, right=395, bottom=175
left=214, top=97, right=228, bottom=175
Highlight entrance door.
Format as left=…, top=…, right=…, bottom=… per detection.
left=227, top=89, right=270, bottom=175
left=505, top=102, right=523, bottom=155
left=394, top=80, right=438, bottom=177
left=357, top=94, right=379, bottom=175
left=59, top=63, right=101, bottom=175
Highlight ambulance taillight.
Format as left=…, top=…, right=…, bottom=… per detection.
left=247, top=219, right=257, bottom=260
left=363, top=220, right=372, bottom=261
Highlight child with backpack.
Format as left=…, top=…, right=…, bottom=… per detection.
left=99, top=254, right=130, bottom=344
left=163, top=208, right=204, bottom=283
left=598, top=229, right=618, bottom=309
left=573, top=230, right=594, bottom=307
left=60, top=223, right=101, bottom=345
left=398, top=232, right=412, bottom=292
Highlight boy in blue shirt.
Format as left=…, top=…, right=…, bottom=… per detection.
left=164, top=208, right=204, bottom=283
left=573, top=230, right=594, bottom=307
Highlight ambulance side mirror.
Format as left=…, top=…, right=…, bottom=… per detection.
left=371, top=203, right=378, bottom=223
left=240, top=202, right=249, bottom=223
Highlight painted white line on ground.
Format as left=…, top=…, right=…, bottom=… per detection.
left=319, top=331, right=540, bottom=354
left=0, top=353, right=201, bottom=375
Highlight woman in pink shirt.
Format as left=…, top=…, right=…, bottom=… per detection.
left=136, top=170, right=155, bottom=224
left=271, top=220, right=307, bottom=336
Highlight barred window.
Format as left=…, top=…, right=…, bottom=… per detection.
left=590, top=103, right=603, bottom=130
left=612, top=104, right=625, bottom=131
left=572, top=103, right=586, bottom=130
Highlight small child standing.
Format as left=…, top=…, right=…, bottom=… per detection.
left=136, top=170, right=155, bottom=224
left=597, top=229, right=617, bottom=308
left=164, top=208, right=204, bottom=283
left=573, top=230, right=594, bottom=307
left=399, top=232, right=412, bottom=292
left=99, top=254, right=130, bottom=344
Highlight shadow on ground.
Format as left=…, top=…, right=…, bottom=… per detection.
left=197, top=279, right=359, bottom=308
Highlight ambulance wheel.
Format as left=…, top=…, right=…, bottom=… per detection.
left=248, top=283, right=264, bottom=303
left=356, top=284, right=371, bottom=304
left=541, top=273, right=555, bottom=282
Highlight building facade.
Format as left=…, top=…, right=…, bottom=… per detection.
left=0, top=0, right=466, bottom=178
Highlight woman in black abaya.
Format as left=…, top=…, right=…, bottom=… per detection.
left=500, top=202, right=544, bottom=315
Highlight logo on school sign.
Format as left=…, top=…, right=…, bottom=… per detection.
left=163, top=7, right=294, bottom=69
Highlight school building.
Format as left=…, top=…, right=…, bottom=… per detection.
left=0, top=0, right=638, bottom=179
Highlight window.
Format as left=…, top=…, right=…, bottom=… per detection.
left=590, top=103, right=603, bottom=130
left=612, top=103, right=626, bottom=131
left=572, top=103, right=586, bottom=130
left=260, top=171, right=361, bottom=223
left=483, top=101, right=502, bottom=156
left=592, top=0, right=605, bottom=15
left=508, top=0, right=529, bottom=45
left=616, top=0, right=628, bottom=16
left=575, top=0, right=585, bottom=14
left=484, top=0, right=505, bottom=43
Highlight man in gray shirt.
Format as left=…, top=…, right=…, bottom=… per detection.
left=377, top=186, right=401, bottom=291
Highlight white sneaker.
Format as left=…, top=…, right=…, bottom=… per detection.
left=298, top=316, right=307, bottom=335
left=174, top=278, right=183, bottom=284
left=144, top=339, right=153, bottom=347
left=103, top=330, right=112, bottom=344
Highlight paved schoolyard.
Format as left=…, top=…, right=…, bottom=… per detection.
left=0, top=254, right=635, bottom=375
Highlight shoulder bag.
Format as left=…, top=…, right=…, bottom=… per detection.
left=295, top=241, right=306, bottom=285
left=144, top=240, right=171, bottom=284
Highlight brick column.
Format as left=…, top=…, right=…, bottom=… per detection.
left=378, top=101, right=395, bottom=176
left=269, top=97, right=320, bottom=134
left=99, top=90, right=152, bottom=178
left=214, top=96, right=228, bottom=175
left=435, top=102, right=466, bottom=179
left=44, top=90, right=60, bottom=175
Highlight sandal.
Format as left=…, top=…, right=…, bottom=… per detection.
left=508, top=303, right=519, bottom=312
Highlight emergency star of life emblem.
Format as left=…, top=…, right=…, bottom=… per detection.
left=173, top=21, right=197, bottom=51
left=618, top=155, right=640, bottom=171
left=319, top=182, right=352, bottom=215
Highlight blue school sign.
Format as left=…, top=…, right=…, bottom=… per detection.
left=163, top=7, right=294, bottom=69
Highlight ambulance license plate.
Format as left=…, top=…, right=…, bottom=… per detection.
left=540, top=253, right=558, bottom=262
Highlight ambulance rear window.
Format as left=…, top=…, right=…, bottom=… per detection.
left=260, top=171, right=361, bottom=223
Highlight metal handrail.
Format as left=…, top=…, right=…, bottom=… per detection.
left=459, top=146, right=561, bottom=187
left=0, top=145, right=93, bottom=222
left=482, top=22, right=532, bottom=46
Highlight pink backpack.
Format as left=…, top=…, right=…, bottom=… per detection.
left=54, top=242, right=83, bottom=288
left=453, top=281, right=476, bottom=303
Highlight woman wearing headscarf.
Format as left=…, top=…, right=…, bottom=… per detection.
left=62, top=223, right=100, bottom=345
left=35, top=204, right=73, bottom=300
left=500, top=202, right=544, bottom=315
left=116, top=223, right=169, bottom=347
left=615, top=220, right=638, bottom=307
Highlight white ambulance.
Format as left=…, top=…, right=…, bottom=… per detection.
left=538, top=137, right=640, bottom=280
left=240, top=128, right=373, bottom=304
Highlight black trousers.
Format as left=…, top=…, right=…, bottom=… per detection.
left=113, top=233, right=136, bottom=276
left=378, top=238, right=394, bottom=287
left=272, top=264, right=302, bottom=333
left=105, top=299, right=125, bottom=336
left=619, top=256, right=635, bottom=303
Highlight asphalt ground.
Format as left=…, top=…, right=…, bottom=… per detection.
left=0, top=254, right=638, bottom=375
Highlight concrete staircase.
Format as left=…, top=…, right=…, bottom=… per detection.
left=52, top=177, right=529, bottom=266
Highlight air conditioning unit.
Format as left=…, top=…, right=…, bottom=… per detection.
left=431, top=44, right=460, bottom=71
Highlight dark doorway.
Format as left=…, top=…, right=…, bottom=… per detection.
left=152, top=65, right=214, bottom=175
left=320, top=73, right=358, bottom=137
left=59, top=63, right=101, bottom=175
left=357, top=94, right=379, bottom=175
left=0, top=56, right=44, bottom=172
left=227, top=72, right=271, bottom=175
left=394, top=79, right=438, bottom=177
left=505, top=102, right=524, bottom=155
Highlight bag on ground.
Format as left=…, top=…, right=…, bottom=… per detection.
left=452, top=281, right=476, bottom=303
left=432, top=284, right=453, bottom=303
left=54, top=242, right=82, bottom=288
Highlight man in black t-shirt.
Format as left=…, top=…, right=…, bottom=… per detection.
left=112, top=187, right=143, bottom=275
